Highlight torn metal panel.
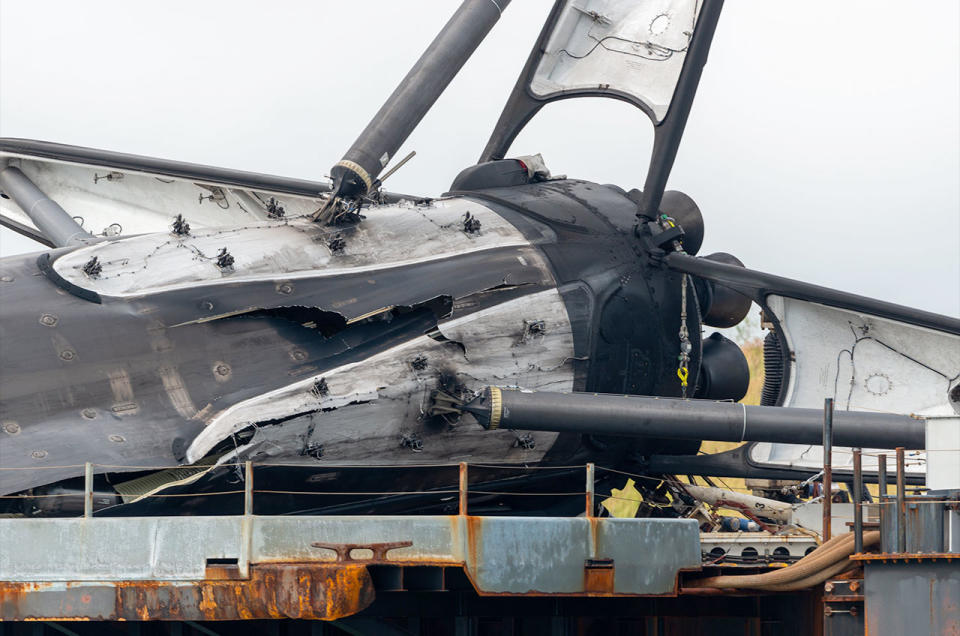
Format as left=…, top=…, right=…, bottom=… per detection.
left=188, top=289, right=575, bottom=465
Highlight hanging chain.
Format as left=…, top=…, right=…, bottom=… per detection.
left=678, top=273, right=691, bottom=398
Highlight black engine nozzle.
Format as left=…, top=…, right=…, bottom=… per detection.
left=694, top=332, right=750, bottom=402
left=694, top=253, right=753, bottom=328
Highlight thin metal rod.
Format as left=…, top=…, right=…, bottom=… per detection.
left=585, top=463, right=595, bottom=518
left=244, top=461, right=253, bottom=517
left=878, top=454, right=887, bottom=498
left=896, top=447, right=906, bottom=553
left=373, top=151, right=416, bottom=188
left=459, top=462, right=468, bottom=516
left=83, top=462, right=93, bottom=518
left=823, top=398, right=834, bottom=542
left=852, top=449, right=863, bottom=554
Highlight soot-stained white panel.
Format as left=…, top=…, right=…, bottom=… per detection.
left=52, top=198, right=528, bottom=297
left=749, top=296, right=960, bottom=473
left=0, top=156, right=323, bottom=239
left=531, top=0, right=701, bottom=122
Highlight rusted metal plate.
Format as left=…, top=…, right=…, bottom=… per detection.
left=0, top=563, right=373, bottom=621
left=864, top=561, right=960, bottom=635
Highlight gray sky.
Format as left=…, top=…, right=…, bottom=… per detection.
left=1, top=1, right=957, bottom=316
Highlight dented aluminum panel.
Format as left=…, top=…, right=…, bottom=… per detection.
left=201, top=288, right=575, bottom=465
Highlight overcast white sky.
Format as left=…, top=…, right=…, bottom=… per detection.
left=1, top=1, right=957, bottom=316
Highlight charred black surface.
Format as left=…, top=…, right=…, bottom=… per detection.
left=458, top=179, right=704, bottom=457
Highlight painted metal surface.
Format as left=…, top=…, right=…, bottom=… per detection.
left=927, top=416, right=960, bottom=490
left=699, top=532, right=818, bottom=560
left=0, top=514, right=701, bottom=620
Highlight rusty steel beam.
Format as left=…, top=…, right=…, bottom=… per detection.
left=823, top=398, right=834, bottom=542
left=0, top=563, right=374, bottom=621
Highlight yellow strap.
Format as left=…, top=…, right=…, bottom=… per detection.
left=677, top=367, right=689, bottom=387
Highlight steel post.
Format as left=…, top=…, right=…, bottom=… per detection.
left=823, top=398, right=834, bottom=542
left=878, top=454, right=887, bottom=498
left=896, top=447, right=906, bottom=553
left=852, top=448, right=863, bottom=554
left=241, top=461, right=254, bottom=578
left=244, top=461, right=253, bottom=516
left=459, top=462, right=468, bottom=516
left=83, top=462, right=93, bottom=518
left=585, top=463, right=595, bottom=518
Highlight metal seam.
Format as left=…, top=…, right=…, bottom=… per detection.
left=488, top=386, right=502, bottom=430
left=487, top=0, right=503, bottom=15
left=741, top=402, right=747, bottom=442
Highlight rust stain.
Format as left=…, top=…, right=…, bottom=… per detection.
left=583, top=560, right=615, bottom=595
left=466, top=515, right=483, bottom=571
